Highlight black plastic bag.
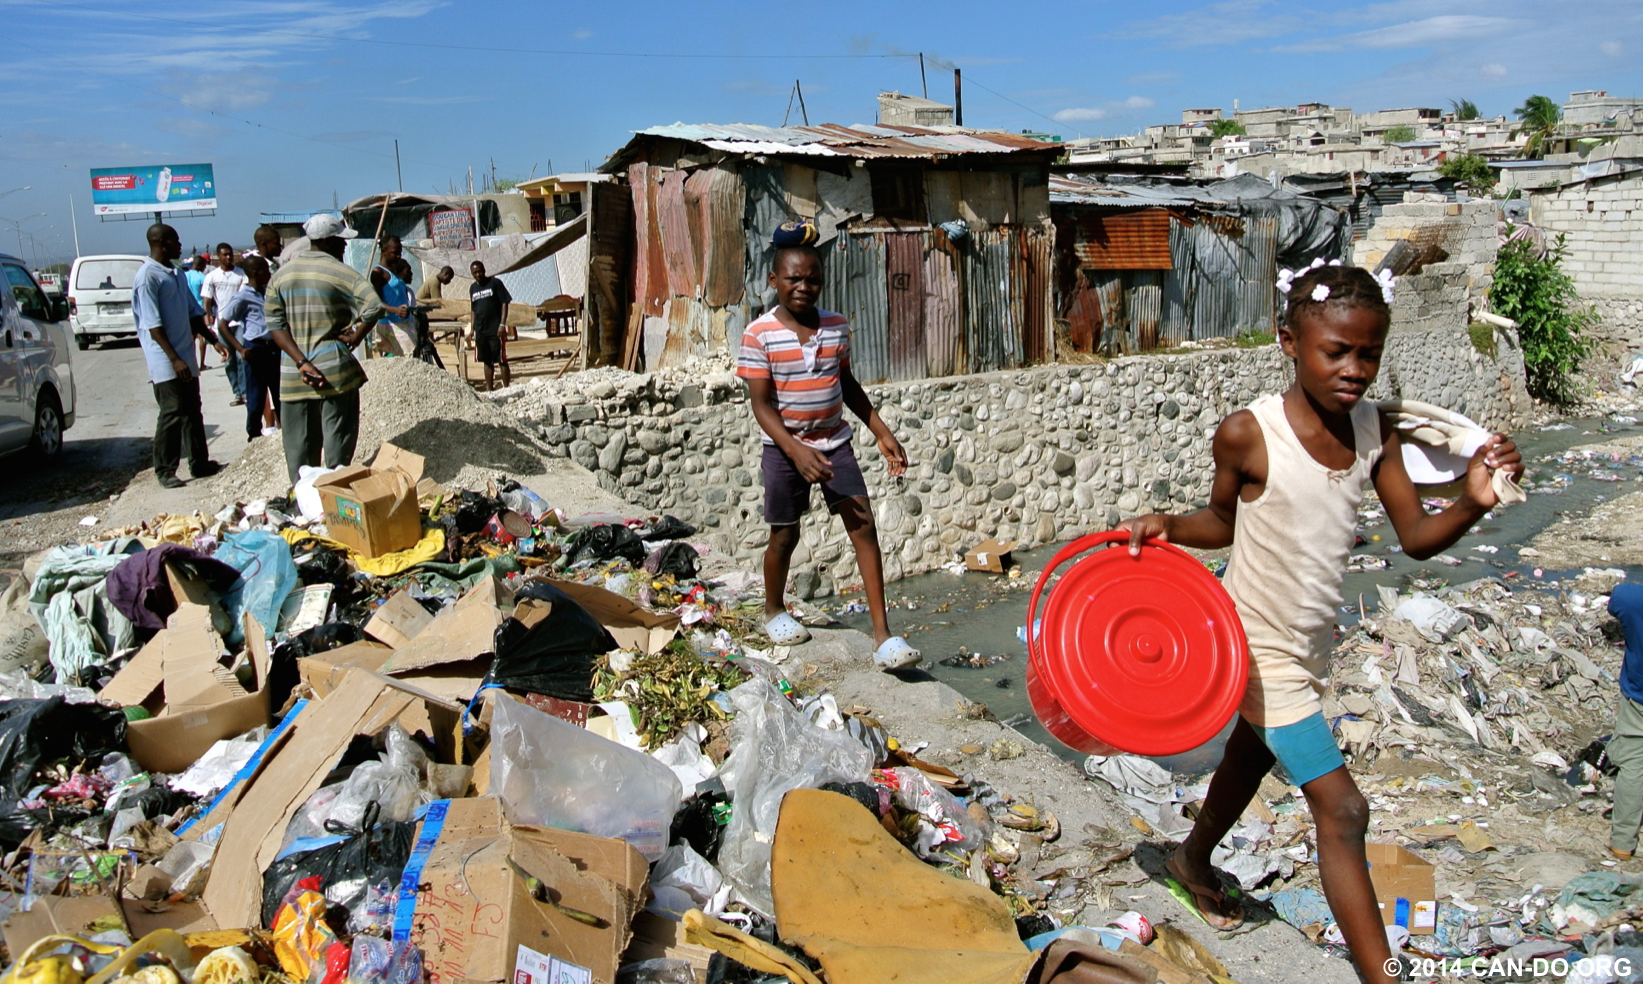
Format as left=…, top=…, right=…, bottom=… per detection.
left=641, top=516, right=698, bottom=541
left=644, top=542, right=699, bottom=580
left=568, top=524, right=646, bottom=565
left=669, top=789, right=729, bottom=863
left=270, top=623, right=365, bottom=710
left=486, top=581, right=617, bottom=702
left=260, top=808, right=418, bottom=931
left=0, top=698, right=127, bottom=846
left=454, top=491, right=504, bottom=535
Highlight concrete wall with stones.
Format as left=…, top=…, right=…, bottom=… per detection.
left=1350, top=193, right=1498, bottom=304
left=1528, top=171, right=1643, bottom=348
left=497, top=267, right=1529, bottom=587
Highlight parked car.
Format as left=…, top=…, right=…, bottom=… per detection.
left=67, top=253, right=145, bottom=350
left=0, top=253, right=76, bottom=459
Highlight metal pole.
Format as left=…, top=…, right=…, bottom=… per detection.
left=69, top=195, right=80, bottom=257
left=795, top=79, right=809, bottom=126
left=954, top=69, right=963, bottom=126
left=395, top=140, right=404, bottom=192
left=920, top=53, right=927, bottom=99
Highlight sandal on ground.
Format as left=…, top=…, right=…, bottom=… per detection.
left=1165, top=856, right=1246, bottom=930
left=874, top=636, right=922, bottom=671
left=764, top=612, right=811, bottom=645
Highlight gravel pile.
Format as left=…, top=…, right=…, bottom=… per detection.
left=205, top=357, right=560, bottom=501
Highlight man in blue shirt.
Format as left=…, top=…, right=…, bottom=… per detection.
left=133, top=223, right=225, bottom=488
left=1610, top=582, right=1643, bottom=859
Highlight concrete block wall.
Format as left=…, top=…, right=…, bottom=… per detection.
left=1528, top=172, right=1643, bottom=347
left=1351, top=193, right=1498, bottom=304
left=495, top=266, right=1528, bottom=585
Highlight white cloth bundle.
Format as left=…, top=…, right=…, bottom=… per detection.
left=1378, top=399, right=1526, bottom=505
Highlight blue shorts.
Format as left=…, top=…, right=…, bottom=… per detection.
left=761, top=442, right=870, bottom=526
left=1251, top=713, right=1346, bottom=787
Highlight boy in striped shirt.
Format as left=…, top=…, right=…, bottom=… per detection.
left=737, top=222, right=921, bottom=670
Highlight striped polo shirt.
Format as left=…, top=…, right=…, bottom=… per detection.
left=736, top=309, right=854, bottom=451
left=264, top=250, right=383, bottom=403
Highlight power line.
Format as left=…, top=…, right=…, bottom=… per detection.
left=29, top=0, right=903, bottom=60
left=958, top=72, right=1087, bottom=139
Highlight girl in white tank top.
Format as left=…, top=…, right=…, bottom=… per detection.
left=1116, top=262, right=1523, bottom=984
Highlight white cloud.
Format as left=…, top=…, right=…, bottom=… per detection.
left=573, top=28, right=593, bottom=40
left=1481, top=62, right=1508, bottom=79
left=1124, top=96, right=1156, bottom=109
left=1054, top=107, right=1110, bottom=122
left=367, top=95, right=480, bottom=105
left=1275, top=15, right=1521, bottom=53
left=1115, top=0, right=1304, bottom=47
left=1601, top=40, right=1623, bottom=56
left=1126, top=71, right=1181, bottom=85
left=158, top=68, right=282, bottom=113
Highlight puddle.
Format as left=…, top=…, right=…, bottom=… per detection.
left=837, top=416, right=1643, bottom=775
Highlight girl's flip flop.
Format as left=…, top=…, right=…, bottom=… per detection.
left=874, top=636, right=922, bottom=671
left=765, top=612, right=811, bottom=645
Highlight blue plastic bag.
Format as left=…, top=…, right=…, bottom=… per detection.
left=217, top=530, right=298, bottom=645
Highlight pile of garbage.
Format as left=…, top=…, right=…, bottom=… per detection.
left=1087, top=567, right=1640, bottom=971
left=0, top=443, right=1242, bottom=984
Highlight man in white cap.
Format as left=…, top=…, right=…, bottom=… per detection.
left=264, top=213, right=385, bottom=485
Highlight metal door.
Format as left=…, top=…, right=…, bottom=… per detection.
left=884, top=233, right=926, bottom=382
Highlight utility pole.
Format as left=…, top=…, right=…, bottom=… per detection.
left=954, top=68, right=963, bottom=126
left=919, top=53, right=927, bottom=99
left=69, top=195, right=80, bottom=257
left=394, top=140, right=403, bottom=192
left=795, top=80, right=809, bottom=126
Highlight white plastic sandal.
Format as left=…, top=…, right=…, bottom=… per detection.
left=874, top=636, right=922, bottom=671
left=765, top=611, right=811, bottom=645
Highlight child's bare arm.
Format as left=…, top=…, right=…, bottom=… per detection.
left=1116, top=410, right=1259, bottom=554
left=1373, top=414, right=1523, bottom=560
left=746, top=377, right=834, bottom=483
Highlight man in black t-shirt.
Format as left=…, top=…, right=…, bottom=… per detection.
left=468, top=260, right=513, bottom=390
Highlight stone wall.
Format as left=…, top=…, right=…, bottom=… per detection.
left=1528, top=170, right=1643, bottom=349
left=496, top=266, right=1529, bottom=587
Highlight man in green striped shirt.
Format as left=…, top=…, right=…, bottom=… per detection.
left=265, top=213, right=385, bottom=485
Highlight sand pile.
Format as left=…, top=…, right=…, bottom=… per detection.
left=204, top=358, right=594, bottom=503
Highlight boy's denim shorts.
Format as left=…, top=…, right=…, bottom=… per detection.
left=762, top=442, right=869, bottom=526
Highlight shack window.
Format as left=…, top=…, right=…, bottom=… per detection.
left=870, top=167, right=927, bottom=222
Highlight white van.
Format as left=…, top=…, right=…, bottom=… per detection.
left=68, top=254, right=147, bottom=350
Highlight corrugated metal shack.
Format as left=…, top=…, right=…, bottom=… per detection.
left=592, top=122, right=1065, bottom=381
left=1050, top=173, right=1349, bottom=351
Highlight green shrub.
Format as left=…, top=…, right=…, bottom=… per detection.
left=1438, top=153, right=1496, bottom=192
left=1209, top=119, right=1247, bottom=138
left=1383, top=124, right=1418, bottom=144
left=1489, top=232, right=1595, bottom=405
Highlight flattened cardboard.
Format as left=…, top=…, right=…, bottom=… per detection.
left=297, top=641, right=394, bottom=698
left=113, top=609, right=273, bottom=775
left=963, top=538, right=1018, bottom=574
left=1366, top=843, right=1437, bottom=935
left=365, top=590, right=435, bottom=649
left=197, top=672, right=464, bottom=928
left=2, top=895, right=128, bottom=958
left=623, top=913, right=715, bottom=983
left=410, top=797, right=646, bottom=984
left=314, top=442, right=425, bottom=559
left=165, top=561, right=231, bottom=636
left=385, top=576, right=514, bottom=673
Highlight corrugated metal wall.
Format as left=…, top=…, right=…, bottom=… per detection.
left=923, top=242, right=961, bottom=378
left=885, top=233, right=927, bottom=382
left=966, top=228, right=1022, bottom=373
left=817, top=234, right=890, bottom=383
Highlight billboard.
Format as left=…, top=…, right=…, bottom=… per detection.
left=89, top=164, right=217, bottom=216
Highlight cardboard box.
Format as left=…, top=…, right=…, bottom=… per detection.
left=196, top=671, right=465, bottom=928
left=314, top=442, right=426, bottom=558
left=409, top=797, right=647, bottom=984
left=1366, top=843, right=1437, bottom=935
left=365, top=590, right=435, bottom=649
left=2, top=895, right=128, bottom=959
left=99, top=606, right=271, bottom=775
left=547, top=578, right=680, bottom=655
left=963, top=538, right=1018, bottom=574
left=297, top=641, right=394, bottom=698
left=386, top=576, right=513, bottom=674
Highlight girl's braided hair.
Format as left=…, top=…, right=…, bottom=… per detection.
left=1281, top=262, right=1392, bottom=328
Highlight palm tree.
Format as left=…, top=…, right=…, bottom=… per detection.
left=1513, top=95, right=1562, bottom=158
left=1450, top=99, right=1480, bottom=121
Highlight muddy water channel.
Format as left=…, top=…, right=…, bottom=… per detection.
left=838, top=415, right=1643, bottom=773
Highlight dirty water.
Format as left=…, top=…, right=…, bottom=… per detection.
left=839, top=415, right=1643, bottom=774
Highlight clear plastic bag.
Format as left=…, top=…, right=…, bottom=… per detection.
left=715, top=678, right=873, bottom=917
left=878, top=767, right=984, bottom=858
left=346, top=934, right=392, bottom=984
left=616, top=959, right=697, bottom=984
left=491, top=696, right=682, bottom=861
left=278, top=727, right=429, bottom=853
left=156, top=839, right=218, bottom=899
left=647, top=843, right=726, bottom=919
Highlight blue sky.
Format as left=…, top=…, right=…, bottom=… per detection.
left=1, top=0, right=1639, bottom=263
